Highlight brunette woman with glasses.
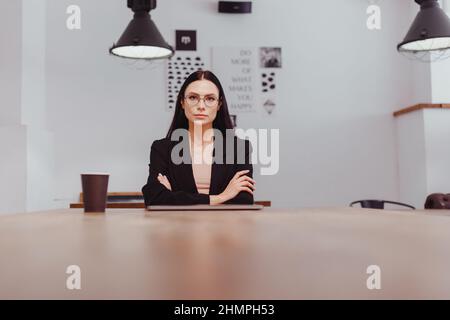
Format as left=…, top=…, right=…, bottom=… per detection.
left=142, top=70, right=255, bottom=206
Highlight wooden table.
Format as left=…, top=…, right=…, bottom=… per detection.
left=1, top=207, right=450, bottom=299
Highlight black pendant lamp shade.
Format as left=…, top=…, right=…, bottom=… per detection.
left=110, top=0, right=174, bottom=60
left=398, top=0, right=450, bottom=52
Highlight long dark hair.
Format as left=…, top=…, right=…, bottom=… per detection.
left=166, top=70, right=234, bottom=139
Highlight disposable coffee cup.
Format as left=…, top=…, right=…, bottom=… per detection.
left=81, top=173, right=109, bottom=213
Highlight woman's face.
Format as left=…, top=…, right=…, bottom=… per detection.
left=181, top=79, right=221, bottom=127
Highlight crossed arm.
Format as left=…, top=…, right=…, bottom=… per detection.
left=142, top=140, right=255, bottom=206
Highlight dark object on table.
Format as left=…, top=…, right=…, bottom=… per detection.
left=81, top=174, right=109, bottom=213
left=424, top=193, right=450, bottom=209
left=350, top=200, right=415, bottom=210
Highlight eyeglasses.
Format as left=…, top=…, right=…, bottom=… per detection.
left=184, top=94, right=220, bottom=108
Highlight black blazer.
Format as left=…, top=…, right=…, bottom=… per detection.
left=142, top=136, right=254, bottom=206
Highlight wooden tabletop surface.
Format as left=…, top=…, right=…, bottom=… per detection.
left=1, top=207, right=450, bottom=299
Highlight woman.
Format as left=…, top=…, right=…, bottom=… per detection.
left=142, top=70, right=255, bottom=206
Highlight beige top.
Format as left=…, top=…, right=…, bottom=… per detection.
left=188, top=135, right=213, bottom=195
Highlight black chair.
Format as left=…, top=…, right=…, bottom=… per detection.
left=349, top=200, right=415, bottom=210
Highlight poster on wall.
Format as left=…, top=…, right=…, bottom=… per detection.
left=259, top=47, right=282, bottom=68
left=166, top=53, right=208, bottom=111
left=175, top=30, right=197, bottom=51
left=259, top=47, right=282, bottom=116
left=212, top=47, right=258, bottom=113
left=261, top=70, right=277, bottom=115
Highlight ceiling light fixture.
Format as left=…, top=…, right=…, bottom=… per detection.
left=110, top=0, right=174, bottom=60
left=398, top=0, right=450, bottom=61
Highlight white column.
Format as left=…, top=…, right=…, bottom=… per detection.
left=423, top=110, right=450, bottom=194
left=22, top=0, right=55, bottom=212
left=0, top=1, right=27, bottom=214
left=431, top=0, right=450, bottom=102
left=431, top=59, right=450, bottom=103
left=396, top=111, right=428, bottom=209
left=0, top=0, right=54, bottom=214
left=396, top=109, right=450, bottom=209
left=0, top=2, right=22, bottom=126
left=0, top=127, right=27, bottom=214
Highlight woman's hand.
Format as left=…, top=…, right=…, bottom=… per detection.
left=157, top=173, right=172, bottom=191
left=210, top=170, right=255, bottom=205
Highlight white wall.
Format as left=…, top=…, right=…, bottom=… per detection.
left=440, top=0, right=450, bottom=15
left=0, top=1, right=26, bottom=214
left=40, top=0, right=430, bottom=209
